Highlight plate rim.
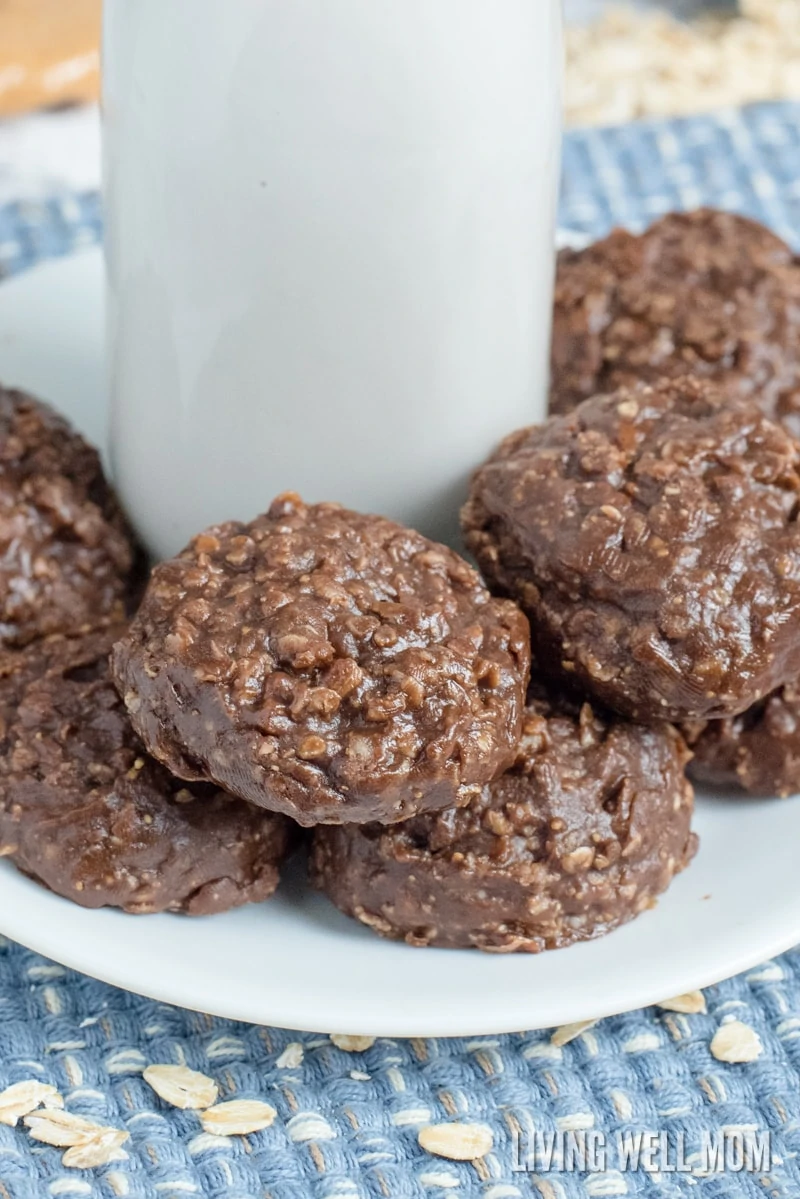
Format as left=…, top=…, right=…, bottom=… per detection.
left=0, top=853, right=798, bottom=1037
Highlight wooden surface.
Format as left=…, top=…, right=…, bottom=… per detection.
left=0, top=0, right=101, bottom=118
left=566, top=0, right=737, bottom=19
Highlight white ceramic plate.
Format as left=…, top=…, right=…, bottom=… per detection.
left=0, top=250, right=798, bottom=1037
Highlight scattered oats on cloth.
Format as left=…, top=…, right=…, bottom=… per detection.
left=710, top=1020, right=763, bottom=1064
left=551, top=1020, right=598, bottom=1047
left=658, top=991, right=707, bottom=1015
left=0, top=1081, right=63, bottom=1126
left=200, top=1100, right=278, bottom=1136
left=62, top=1130, right=129, bottom=1168
left=24, top=1108, right=113, bottom=1148
left=276, top=1042, right=304, bottom=1069
left=24, top=1106, right=130, bottom=1167
left=418, top=1123, right=494, bottom=1161
left=142, top=1064, right=219, bottom=1110
left=330, top=1034, right=376, bottom=1052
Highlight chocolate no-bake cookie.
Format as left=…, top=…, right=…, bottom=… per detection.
left=550, top=209, right=800, bottom=430
left=463, top=378, right=800, bottom=723
left=0, top=385, right=138, bottom=646
left=0, top=628, right=295, bottom=914
left=112, top=494, right=531, bottom=827
left=683, top=683, right=800, bottom=797
left=311, top=691, right=696, bottom=953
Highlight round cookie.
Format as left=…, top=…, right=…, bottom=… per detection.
left=550, top=209, right=800, bottom=429
left=310, top=692, right=696, bottom=953
left=0, top=628, right=296, bottom=915
left=112, top=494, right=531, bottom=827
left=463, top=377, right=800, bottom=723
left=683, top=683, right=800, bottom=797
left=0, top=385, right=138, bottom=646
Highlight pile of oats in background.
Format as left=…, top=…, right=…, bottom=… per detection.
left=566, top=0, right=800, bottom=126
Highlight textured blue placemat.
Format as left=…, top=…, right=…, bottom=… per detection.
left=2, top=102, right=800, bottom=1199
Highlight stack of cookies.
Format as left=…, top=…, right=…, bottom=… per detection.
left=547, top=207, right=800, bottom=800
left=3, top=205, right=800, bottom=956
left=105, top=488, right=697, bottom=954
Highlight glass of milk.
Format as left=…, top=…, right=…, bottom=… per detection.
left=103, top=0, right=563, bottom=558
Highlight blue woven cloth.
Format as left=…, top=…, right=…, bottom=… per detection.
left=2, top=102, right=800, bottom=1199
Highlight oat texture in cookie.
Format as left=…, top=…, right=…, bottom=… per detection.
left=0, top=627, right=296, bottom=914
left=311, top=686, right=697, bottom=952
left=550, top=210, right=800, bottom=432
left=464, top=378, right=800, bottom=723
left=0, top=385, right=139, bottom=646
left=112, top=494, right=531, bottom=826
left=682, top=677, right=800, bottom=797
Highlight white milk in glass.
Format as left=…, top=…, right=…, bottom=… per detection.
left=103, top=0, right=562, bottom=558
